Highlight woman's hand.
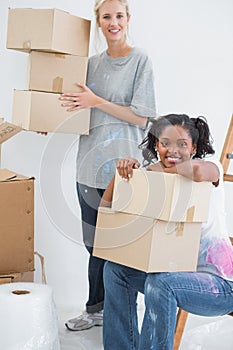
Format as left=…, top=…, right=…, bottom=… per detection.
left=116, top=158, right=141, bottom=181
left=59, top=83, right=103, bottom=112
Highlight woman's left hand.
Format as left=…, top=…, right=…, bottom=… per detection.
left=59, top=83, right=101, bottom=112
left=117, top=158, right=141, bottom=181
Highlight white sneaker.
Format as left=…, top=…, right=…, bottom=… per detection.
left=65, top=310, right=103, bottom=331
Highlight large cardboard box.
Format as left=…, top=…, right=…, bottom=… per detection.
left=7, top=8, right=91, bottom=56
left=112, top=169, right=211, bottom=222
left=0, top=169, right=34, bottom=274
left=12, top=90, right=90, bottom=134
left=28, top=51, right=88, bottom=93
left=0, top=271, right=34, bottom=285
left=93, top=207, right=201, bottom=272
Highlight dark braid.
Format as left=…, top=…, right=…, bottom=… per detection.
left=139, top=114, right=215, bottom=166
left=191, top=116, right=215, bottom=158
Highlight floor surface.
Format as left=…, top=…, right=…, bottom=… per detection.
left=58, top=304, right=233, bottom=350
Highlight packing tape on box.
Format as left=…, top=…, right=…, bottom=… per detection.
left=53, top=76, right=63, bottom=93
left=0, top=282, right=60, bottom=350
left=175, top=222, right=184, bottom=237
left=186, top=206, right=195, bottom=221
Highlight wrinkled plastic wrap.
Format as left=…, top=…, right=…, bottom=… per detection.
left=180, top=314, right=233, bottom=349
left=0, top=282, right=60, bottom=350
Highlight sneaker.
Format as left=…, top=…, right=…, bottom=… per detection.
left=65, top=310, right=103, bottom=331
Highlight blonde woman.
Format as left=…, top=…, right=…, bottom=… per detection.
left=60, top=0, right=156, bottom=331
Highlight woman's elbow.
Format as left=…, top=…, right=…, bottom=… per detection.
left=192, top=164, right=219, bottom=183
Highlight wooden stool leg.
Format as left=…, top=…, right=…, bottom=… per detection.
left=173, top=309, right=189, bottom=350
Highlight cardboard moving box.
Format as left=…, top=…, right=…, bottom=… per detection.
left=28, top=51, right=88, bottom=93
left=93, top=207, right=202, bottom=272
left=0, top=120, right=22, bottom=167
left=12, top=90, right=90, bottom=134
left=112, top=169, right=211, bottom=222
left=0, top=169, right=34, bottom=274
left=7, top=8, right=91, bottom=56
left=0, top=121, right=22, bottom=144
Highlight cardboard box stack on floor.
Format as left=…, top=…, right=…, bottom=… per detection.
left=7, top=8, right=91, bottom=134
left=0, top=151, right=34, bottom=284
left=1, top=8, right=92, bottom=284
left=93, top=169, right=212, bottom=272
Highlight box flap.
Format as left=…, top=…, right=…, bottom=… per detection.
left=0, top=121, right=22, bottom=144
left=0, top=168, right=33, bottom=182
left=0, top=169, right=17, bottom=182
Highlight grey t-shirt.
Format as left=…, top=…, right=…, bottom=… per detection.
left=76, top=47, right=156, bottom=189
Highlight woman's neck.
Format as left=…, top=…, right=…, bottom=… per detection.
left=107, top=42, right=132, bottom=58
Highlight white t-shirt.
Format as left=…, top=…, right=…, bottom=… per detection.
left=197, top=159, right=233, bottom=281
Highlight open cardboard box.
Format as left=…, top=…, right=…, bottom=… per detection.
left=0, top=120, right=22, bottom=144
left=112, top=169, right=211, bottom=222
left=0, top=120, right=22, bottom=165
left=0, top=169, right=34, bottom=274
left=93, top=207, right=201, bottom=273
left=28, top=51, right=88, bottom=93
left=12, top=90, right=90, bottom=134
left=7, top=8, right=91, bottom=56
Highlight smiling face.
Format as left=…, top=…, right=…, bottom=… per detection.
left=156, top=125, right=197, bottom=168
left=98, top=0, right=130, bottom=44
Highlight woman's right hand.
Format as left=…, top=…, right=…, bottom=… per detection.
left=59, top=83, right=104, bottom=112
left=116, top=158, right=140, bottom=181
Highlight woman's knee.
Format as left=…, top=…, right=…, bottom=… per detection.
left=103, top=261, right=126, bottom=289
left=145, top=273, right=172, bottom=298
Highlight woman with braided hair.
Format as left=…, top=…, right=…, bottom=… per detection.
left=102, top=114, right=233, bottom=350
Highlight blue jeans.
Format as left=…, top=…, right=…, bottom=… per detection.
left=103, top=261, right=233, bottom=350
left=77, top=183, right=106, bottom=313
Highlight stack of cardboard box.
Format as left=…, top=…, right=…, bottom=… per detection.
left=6, top=8, right=91, bottom=134
left=0, top=8, right=92, bottom=284
left=93, top=169, right=211, bottom=272
left=0, top=119, right=35, bottom=284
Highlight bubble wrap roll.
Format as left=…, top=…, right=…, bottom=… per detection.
left=0, top=282, right=60, bottom=350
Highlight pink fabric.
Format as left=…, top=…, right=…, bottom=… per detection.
left=207, top=239, right=233, bottom=277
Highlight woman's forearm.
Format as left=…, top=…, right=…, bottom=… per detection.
left=95, top=99, right=148, bottom=128
left=100, top=176, right=115, bottom=208
left=163, top=160, right=219, bottom=183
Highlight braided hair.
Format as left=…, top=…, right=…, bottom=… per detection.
left=139, top=114, right=215, bottom=166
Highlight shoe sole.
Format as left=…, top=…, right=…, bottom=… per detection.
left=65, top=321, right=103, bottom=331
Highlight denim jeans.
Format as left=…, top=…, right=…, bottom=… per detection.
left=103, top=261, right=233, bottom=350
left=77, top=183, right=106, bottom=313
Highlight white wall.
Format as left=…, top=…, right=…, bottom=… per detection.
left=0, top=0, right=233, bottom=309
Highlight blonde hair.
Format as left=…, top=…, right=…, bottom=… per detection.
left=94, top=0, right=130, bottom=25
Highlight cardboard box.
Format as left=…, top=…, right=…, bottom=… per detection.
left=28, top=51, right=88, bottom=93
left=93, top=207, right=202, bottom=272
left=112, top=169, right=211, bottom=222
left=0, top=120, right=22, bottom=166
left=0, top=121, right=22, bottom=144
left=12, top=90, right=90, bottom=134
left=0, top=271, right=34, bottom=285
left=7, top=8, right=91, bottom=56
left=0, top=169, right=34, bottom=274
